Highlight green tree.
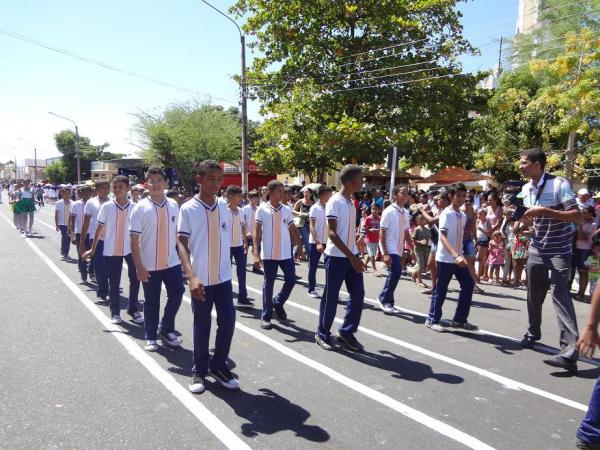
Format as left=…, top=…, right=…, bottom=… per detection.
left=45, top=160, right=69, bottom=184
left=136, top=101, right=241, bottom=191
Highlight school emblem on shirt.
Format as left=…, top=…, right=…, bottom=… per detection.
left=171, top=215, right=176, bottom=222
left=221, top=222, right=228, bottom=231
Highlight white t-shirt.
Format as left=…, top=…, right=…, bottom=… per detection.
left=435, top=206, right=466, bottom=264
left=379, top=203, right=411, bottom=256
left=325, top=193, right=357, bottom=257
left=84, top=196, right=109, bottom=238
left=129, top=197, right=181, bottom=271
left=255, top=202, right=294, bottom=260
left=228, top=206, right=244, bottom=248
left=55, top=199, right=73, bottom=227
left=71, top=200, right=86, bottom=235
left=242, top=204, right=257, bottom=236
left=178, top=197, right=232, bottom=287
left=309, top=202, right=327, bottom=244
left=97, top=200, right=134, bottom=257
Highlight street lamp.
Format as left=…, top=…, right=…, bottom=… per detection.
left=199, top=0, right=249, bottom=194
left=19, top=138, right=38, bottom=184
left=48, top=111, right=81, bottom=184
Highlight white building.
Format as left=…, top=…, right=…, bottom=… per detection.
left=516, top=0, right=539, bottom=35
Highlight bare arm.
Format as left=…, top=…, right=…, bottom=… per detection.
left=253, top=221, right=263, bottom=261
left=440, top=230, right=466, bottom=267
left=577, top=283, right=600, bottom=358
left=327, top=219, right=366, bottom=272
left=79, top=215, right=91, bottom=251
left=130, top=234, right=149, bottom=282
left=289, top=223, right=302, bottom=247
left=309, top=217, right=319, bottom=244
left=177, top=236, right=205, bottom=300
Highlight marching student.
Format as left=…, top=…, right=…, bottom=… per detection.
left=178, top=160, right=239, bottom=394
left=84, top=176, right=143, bottom=325
left=70, top=185, right=92, bottom=284
left=316, top=164, right=367, bottom=352
left=226, top=185, right=250, bottom=305
left=79, top=180, right=110, bottom=304
left=426, top=183, right=478, bottom=332
left=242, top=190, right=262, bottom=274
left=55, top=186, right=73, bottom=259
left=130, top=166, right=184, bottom=352
left=15, top=180, right=36, bottom=236
left=378, top=185, right=412, bottom=315
left=253, top=180, right=302, bottom=330
left=307, top=184, right=333, bottom=298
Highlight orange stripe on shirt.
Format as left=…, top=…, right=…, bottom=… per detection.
left=272, top=210, right=281, bottom=260
left=232, top=212, right=240, bottom=247
left=113, top=207, right=126, bottom=256
left=208, top=208, right=220, bottom=285
left=156, top=205, right=169, bottom=270
left=347, top=204, right=356, bottom=250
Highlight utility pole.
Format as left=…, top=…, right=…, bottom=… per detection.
left=564, top=42, right=586, bottom=185
left=498, top=37, right=503, bottom=71
left=34, top=147, right=37, bottom=184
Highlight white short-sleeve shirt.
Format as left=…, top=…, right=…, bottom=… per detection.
left=324, top=193, right=357, bottom=257
left=129, top=197, right=180, bottom=271
left=379, top=203, right=411, bottom=256
left=84, top=196, right=109, bottom=238
left=242, top=204, right=257, bottom=236
left=97, top=200, right=134, bottom=257
left=55, top=199, right=73, bottom=227
left=177, top=197, right=232, bottom=287
left=435, top=206, right=466, bottom=264
left=255, top=202, right=294, bottom=260
left=309, top=202, right=327, bottom=244
left=70, top=200, right=86, bottom=235
left=227, top=206, right=244, bottom=248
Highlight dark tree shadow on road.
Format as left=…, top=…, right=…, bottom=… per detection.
left=444, top=296, right=520, bottom=312
left=212, top=385, right=329, bottom=442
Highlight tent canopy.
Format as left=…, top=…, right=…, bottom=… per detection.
left=363, top=168, right=423, bottom=180
left=420, top=166, right=490, bottom=184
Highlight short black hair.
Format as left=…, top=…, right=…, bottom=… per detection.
left=145, top=166, right=166, bottom=180
left=78, top=185, right=92, bottom=194
left=392, top=185, right=408, bottom=196
left=166, top=190, right=179, bottom=199
left=317, top=184, right=332, bottom=197
left=523, top=148, right=546, bottom=170
left=197, top=160, right=222, bottom=176
left=340, top=164, right=363, bottom=185
left=111, top=175, right=130, bottom=187
left=226, top=185, right=243, bottom=196
left=267, top=180, right=284, bottom=192
left=448, top=183, right=467, bottom=196
left=248, top=190, right=259, bottom=198
left=94, top=180, right=110, bottom=189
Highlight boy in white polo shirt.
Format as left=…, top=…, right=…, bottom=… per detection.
left=307, top=184, right=333, bottom=298
left=178, top=160, right=239, bottom=394
left=426, top=183, right=478, bottom=332
left=316, top=165, right=367, bottom=352
left=378, top=185, right=412, bottom=315
left=84, top=176, right=142, bottom=325
left=55, top=186, right=73, bottom=259
left=70, top=185, right=92, bottom=284
left=130, top=166, right=184, bottom=352
left=242, top=190, right=262, bottom=274
left=253, top=180, right=302, bottom=330
left=226, top=185, right=250, bottom=305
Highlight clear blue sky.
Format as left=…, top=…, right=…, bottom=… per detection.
left=0, top=0, right=518, bottom=164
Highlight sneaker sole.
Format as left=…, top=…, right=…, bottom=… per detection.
left=189, top=384, right=206, bottom=394
left=335, top=334, right=363, bottom=352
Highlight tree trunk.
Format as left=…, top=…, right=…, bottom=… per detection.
left=565, top=131, right=576, bottom=185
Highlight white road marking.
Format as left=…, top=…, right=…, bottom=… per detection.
left=0, top=210, right=251, bottom=450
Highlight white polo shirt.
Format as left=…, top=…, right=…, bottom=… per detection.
left=309, top=202, right=327, bottom=244
left=227, top=206, right=244, bottom=248
left=242, top=204, right=257, bottom=236
left=178, top=197, right=232, bottom=287
left=325, top=193, right=357, bottom=257
left=379, top=203, right=411, bottom=256
left=129, top=197, right=180, bottom=271
left=84, top=196, right=109, bottom=238
left=255, top=202, right=294, bottom=260
left=55, top=199, right=73, bottom=227
left=435, top=206, right=466, bottom=264
left=71, top=200, right=86, bottom=235
left=97, top=200, right=134, bottom=257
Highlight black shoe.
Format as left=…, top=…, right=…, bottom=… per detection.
left=543, top=355, right=578, bottom=374
left=335, top=332, right=364, bottom=352
left=260, top=320, right=272, bottom=330
left=210, top=367, right=240, bottom=389
left=520, top=334, right=538, bottom=349
left=575, top=438, right=600, bottom=450
left=274, top=304, right=288, bottom=321
left=315, top=333, right=333, bottom=351
left=252, top=267, right=263, bottom=274
left=295, top=275, right=301, bottom=280
left=237, top=298, right=252, bottom=306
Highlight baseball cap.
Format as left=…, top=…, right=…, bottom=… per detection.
left=578, top=188, right=590, bottom=196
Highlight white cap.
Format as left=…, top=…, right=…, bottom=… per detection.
left=578, top=188, right=590, bottom=196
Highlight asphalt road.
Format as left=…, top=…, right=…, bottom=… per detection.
left=1, top=202, right=598, bottom=450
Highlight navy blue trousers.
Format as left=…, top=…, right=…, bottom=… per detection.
left=427, top=261, right=474, bottom=324
left=59, top=225, right=70, bottom=257
left=308, top=243, right=322, bottom=293
left=579, top=376, right=600, bottom=444
left=191, top=280, right=235, bottom=376
left=74, top=233, right=88, bottom=281
left=317, top=256, right=364, bottom=340
left=262, top=258, right=296, bottom=321
left=141, top=264, right=184, bottom=340
left=92, top=240, right=108, bottom=300
left=378, top=254, right=402, bottom=306
left=105, top=253, right=140, bottom=316
left=231, top=246, right=247, bottom=301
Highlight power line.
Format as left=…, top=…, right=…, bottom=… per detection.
left=328, top=73, right=461, bottom=94
left=0, top=28, right=238, bottom=104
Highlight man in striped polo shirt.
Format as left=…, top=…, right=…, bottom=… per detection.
left=518, top=148, right=583, bottom=373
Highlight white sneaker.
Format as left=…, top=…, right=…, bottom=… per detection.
left=381, top=304, right=401, bottom=315
left=307, top=291, right=320, bottom=298
left=161, top=332, right=183, bottom=347
left=144, top=340, right=159, bottom=352
left=130, top=312, right=144, bottom=324
left=425, top=320, right=446, bottom=332
left=110, top=315, right=123, bottom=324
left=189, top=375, right=206, bottom=394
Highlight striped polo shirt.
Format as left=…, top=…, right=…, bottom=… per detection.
left=255, top=202, right=294, bottom=260
left=521, top=173, right=578, bottom=256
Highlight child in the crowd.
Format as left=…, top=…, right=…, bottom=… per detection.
left=55, top=186, right=73, bottom=259
left=307, top=184, right=333, bottom=298
left=364, top=203, right=381, bottom=273
left=356, top=207, right=368, bottom=258
left=411, top=214, right=431, bottom=289
left=487, top=230, right=505, bottom=284
left=242, top=190, right=262, bottom=274
left=226, top=185, right=250, bottom=305
left=476, top=208, right=491, bottom=282
left=584, top=237, right=600, bottom=303
left=70, top=185, right=92, bottom=284
left=575, top=206, right=599, bottom=301
left=512, top=222, right=530, bottom=288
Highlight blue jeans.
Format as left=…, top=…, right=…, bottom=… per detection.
left=308, top=243, right=323, bottom=292
left=579, top=376, right=600, bottom=444
left=75, top=233, right=88, bottom=281
left=59, top=225, right=70, bottom=257
left=105, top=253, right=140, bottom=316
left=231, top=246, right=247, bottom=301
left=428, top=261, right=474, bottom=324
left=191, top=281, right=235, bottom=376
left=317, top=256, right=364, bottom=340
left=296, top=225, right=310, bottom=257
left=91, top=239, right=108, bottom=300
left=378, top=254, right=402, bottom=306
left=262, top=259, right=296, bottom=321
left=141, top=264, right=184, bottom=340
